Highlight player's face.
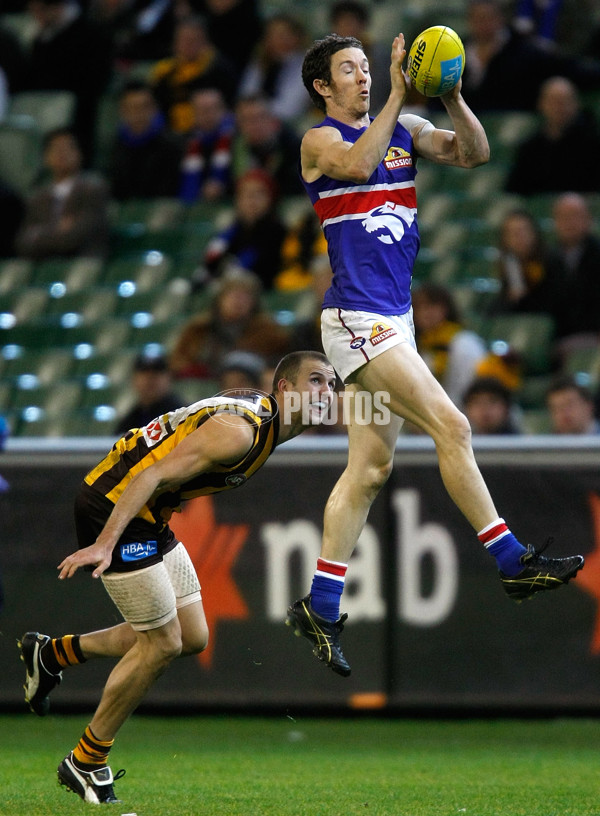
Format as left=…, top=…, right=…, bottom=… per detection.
left=288, top=359, right=337, bottom=424
left=322, top=47, right=371, bottom=118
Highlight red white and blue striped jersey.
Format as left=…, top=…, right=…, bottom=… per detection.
left=301, top=115, right=419, bottom=315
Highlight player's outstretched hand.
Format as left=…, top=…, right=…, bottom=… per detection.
left=390, top=33, right=408, bottom=97
left=58, top=542, right=113, bottom=580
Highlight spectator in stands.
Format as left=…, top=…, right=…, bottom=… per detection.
left=203, top=168, right=287, bottom=290
left=463, top=376, right=522, bottom=435
left=475, top=342, right=523, bottom=393
left=150, top=15, right=237, bottom=135
left=289, top=263, right=333, bottom=355
left=412, top=282, right=487, bottom=406
left=24, top=0, right=112, bottom=163
left=0, top=63, right=8, bottom=120
left=0, top=20, right=27, bottom=95
left=545, top=193, right=600, bottom=356
left=505, top=77, right=600, bottom=196
left=115, top=352, right=183, bottom=434
left=585, top=20, right=600, bottom=62
left=546, top=374, right=600, bottom=434
left=170, top=268, right=290, bottom=379
left=512, top=0, right=596, bottom=55
left=15, top=128, right=110, bottom=260
left=179, top=87, right=235, bottom=204
left=217, top=349, right=266, bottom=393
left=0, top=179, right=25, bottom=258
left=493, top=208, right=553, bottom=313
left=0, top=412, right=9, bottom=496
left=275, top=207, right=329, bottom=292
left=88, top=0, right=178, bottom=63
left=192, top=0, right=263, bottom=75
left=0, top=411, right=8, bottom=611
left=108, top=81, right=184, bottom=202
left=232, top=94, right=303, bottom=195
left=238, top=13, right=310, bottom=124
left=328, top=1, right=390, bottom=114
left=461, top=0, right=600, bottom=114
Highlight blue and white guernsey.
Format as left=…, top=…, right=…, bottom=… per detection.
left=301, top=115, right=420, bottom=316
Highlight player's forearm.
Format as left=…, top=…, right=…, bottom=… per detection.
left=442, top=94, right=490, bottom=167
left=96, top=470, right=161, bottom=551
left=347, top=90, right=406, bottom=181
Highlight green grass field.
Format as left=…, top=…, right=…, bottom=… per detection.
left=1, top=714, right=599, bottom=816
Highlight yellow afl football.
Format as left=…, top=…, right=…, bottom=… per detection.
left=407, top=26, right=465, bottom=97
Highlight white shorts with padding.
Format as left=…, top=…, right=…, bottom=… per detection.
left=101, top=542, right=201, bottom=631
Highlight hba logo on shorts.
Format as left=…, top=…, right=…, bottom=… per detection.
left=120, top=541, right=158, bottom=562
left=370, top=322, right=397, bottom=346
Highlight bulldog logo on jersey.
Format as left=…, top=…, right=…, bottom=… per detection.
left=362, top=201, right=416, bottom=245
left=383, top=146, right=412, bottom=170
left=370, top=322, right=397, bottom=346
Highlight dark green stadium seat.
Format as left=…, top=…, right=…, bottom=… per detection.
left=562, top=347, right=600, bottom=387
left=0, top=258, right=34, bottom=292
left=0, top=322, right=61, bottom=349
left=0, top=381, right=13, bottom=412
left=0, top=118, right=43, bottom=195
left=517, top=374, right=555, bottom=410
left=32, top=259, right=75, bottom=286
left=102, top=254, right=175, bottom=288
left=9, top=90, right=76, bottom=135
left=483, top=313, right=556, bottom=376
left=521, top=409, right=552, bottom=435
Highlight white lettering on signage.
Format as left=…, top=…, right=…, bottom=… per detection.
left=261, top=521, right=384, bottom=621
left=260, top=489, right=458, bottom=626
left=393, top=489, right=458, bottom=626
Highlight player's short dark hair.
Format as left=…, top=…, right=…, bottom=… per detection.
left=302, top=34, right=364, bottom=112
left=272, top=351, right=331, bottom=391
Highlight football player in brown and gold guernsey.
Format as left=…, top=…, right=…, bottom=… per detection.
left=19, top=350, right=335, bottom=805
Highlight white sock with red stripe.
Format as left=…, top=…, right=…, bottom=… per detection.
left=310, top=558, right=348, bottom=622
left=478, top=517, right=527, bottom=576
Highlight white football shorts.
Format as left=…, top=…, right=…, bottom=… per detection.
left=101, top=542, right=202, bottom=631
left=321, top=307, right=416, bottom=383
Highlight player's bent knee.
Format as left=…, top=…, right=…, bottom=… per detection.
left=363, top=459, right=394, bottom=497
left=147, top=626, right=184, bottom=665
left=183, top=625, right=209, bottom=655
left=437, top=406, right=472, bottom=448
left=452, top=409, right=473, bottom=443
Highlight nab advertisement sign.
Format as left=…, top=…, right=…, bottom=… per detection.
left=1, top=441, right=599, bottom=711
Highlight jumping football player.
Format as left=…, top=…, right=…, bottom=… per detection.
left=286, top=32, right=584, bottom=676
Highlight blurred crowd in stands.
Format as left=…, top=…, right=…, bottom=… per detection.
left=1, top=0, right=600, bottom=438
